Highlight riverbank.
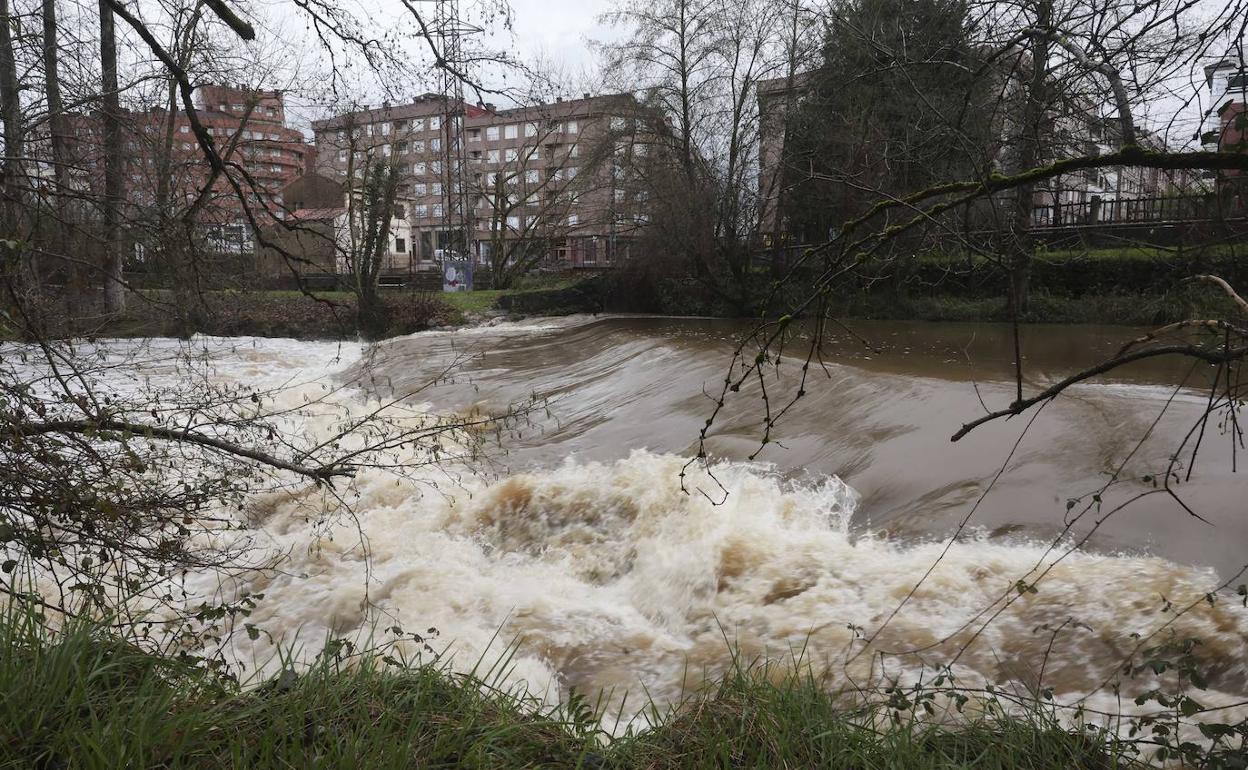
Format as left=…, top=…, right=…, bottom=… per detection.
left=13, top=244, right=1245, bottom=341
left=2, top=612, right=1137, bottom=770
left=15, top=284, right=553, bottom=340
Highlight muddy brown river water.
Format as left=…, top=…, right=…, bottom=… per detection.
left=358, top=315, right=1245, bottom=579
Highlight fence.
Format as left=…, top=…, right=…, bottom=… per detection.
left=1029, top=195, right=1237, bottom=228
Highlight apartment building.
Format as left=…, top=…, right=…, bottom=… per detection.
left=310, top=92, right=654, bottom=271
left=58, top=85, right=312, bottom=254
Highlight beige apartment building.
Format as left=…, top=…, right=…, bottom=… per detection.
left=309, top=92, right=655, bottom=272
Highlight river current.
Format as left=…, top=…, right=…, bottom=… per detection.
left=123, top=316, right=1248, bottom=732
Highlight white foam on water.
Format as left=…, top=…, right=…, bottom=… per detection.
left=14, top=332, right=1248, bottom=748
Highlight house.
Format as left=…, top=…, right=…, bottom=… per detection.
left=258, top=173, right=414, bottom=279
left=1201, top=53, right=1248, bottom=211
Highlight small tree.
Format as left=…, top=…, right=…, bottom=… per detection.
left=472, top=117, right=608, bottom=288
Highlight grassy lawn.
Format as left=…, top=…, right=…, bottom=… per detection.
left=439, top=288, right=508, bottom=314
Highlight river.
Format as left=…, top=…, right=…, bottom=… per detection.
left=166, top=315, right=1247, bottom=731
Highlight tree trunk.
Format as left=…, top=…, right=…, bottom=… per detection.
left=42, top=0, right=68, bottom=192
left=1006, top=0, right=1051, bottom=319
left=0, top=0, right=22, bottom=227
left=99, top=0, right=126, bottom=313
left=356, top=164, right=398, bottom=340
left=42, top=0, right=74, bottom=292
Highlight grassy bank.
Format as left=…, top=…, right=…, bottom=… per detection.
left=0, top=611, right=1144, bottom=770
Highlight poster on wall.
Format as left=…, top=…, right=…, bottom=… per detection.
left=442, top=259, right=472, bottom=292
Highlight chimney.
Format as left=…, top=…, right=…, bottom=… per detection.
left=556, top=96, right=563, bottom=103
left=583, top=92, right=591, bottom=100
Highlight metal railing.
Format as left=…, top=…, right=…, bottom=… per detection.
left=1030, top=195, right=1222, bottom=228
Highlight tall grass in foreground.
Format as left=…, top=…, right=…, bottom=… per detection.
left=0, top=607, right=1146, bottom=769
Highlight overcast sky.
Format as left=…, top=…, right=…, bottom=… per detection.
left=266, top=0, right=1226, bottom=146
left=506, top=0, right=615, bottom=69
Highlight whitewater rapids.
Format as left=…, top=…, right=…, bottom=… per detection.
left=81, top=319, right=1248, bottom=735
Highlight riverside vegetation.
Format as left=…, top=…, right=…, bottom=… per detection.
left=0, top=605, right=1160, bottom=770
left=26, top=245, right=1246, bottom=343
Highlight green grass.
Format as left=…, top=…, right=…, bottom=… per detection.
left=439, top=288, right=509, bottom=315
left=0, top=607, right=1145, bottom=770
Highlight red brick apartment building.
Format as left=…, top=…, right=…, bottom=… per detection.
left=309, top=92, right=655, bottom=272
left=62, top=85, right=312, bottom=251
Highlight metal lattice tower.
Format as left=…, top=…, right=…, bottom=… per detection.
left=427, top=0, right=479, bottom=262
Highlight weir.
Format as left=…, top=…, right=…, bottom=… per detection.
left=98, top=316, right=1248, bottom=736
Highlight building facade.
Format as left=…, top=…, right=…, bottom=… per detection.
left=59, top=84, right=312, bottom=254
left=1202, top=54, right=1248, bottom=211
left=310, top=92, right=653, bottom=272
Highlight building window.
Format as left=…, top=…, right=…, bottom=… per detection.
left=231, top=103, right=243, bottom=111
left=431, top=137, right=441, bottom=151
left=415, top=161, right=427, bottom=174
left=431, top=160, right=442, bottom=173
left=382, top=144, right=391, bottom=156
left=413, top=140, right=425, bottom=153
left=179, top=125, right=189, bottom=134
left=566, top=166, right=578, bottom=179
left=430, top=116, right=441, bottom=131
left=506, top=215, right=520, bottom=229
left=395, top=237, right=406, bottom=253
left=486, top=126, right=500, bottom=141
left=431, top=182, right=442, bottom=196
left=525, top=169, right=539, bottom=184
left=488, top=149, right=501, bottom=163
left=504, top=147, right=518, bottom=162
left=395, top=141, right=407, bottom=153
left=433, top=204, right=444, bottom=217
left=566, top=120, right=578, bottom=134
left=413, top=118, right=425, bottom=131
left=469, top=128, right=481, bottom=141
left=569, top=144, right=579, bottom=158
left=615, top=188, right=625, bottom=203
left=415, top=183, right=427, bottom=195
left=525, top=122, right=538, bottom=137
left=504, top=124, right=519, bottom=139
left=568, top=214, right=579, bottom=226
